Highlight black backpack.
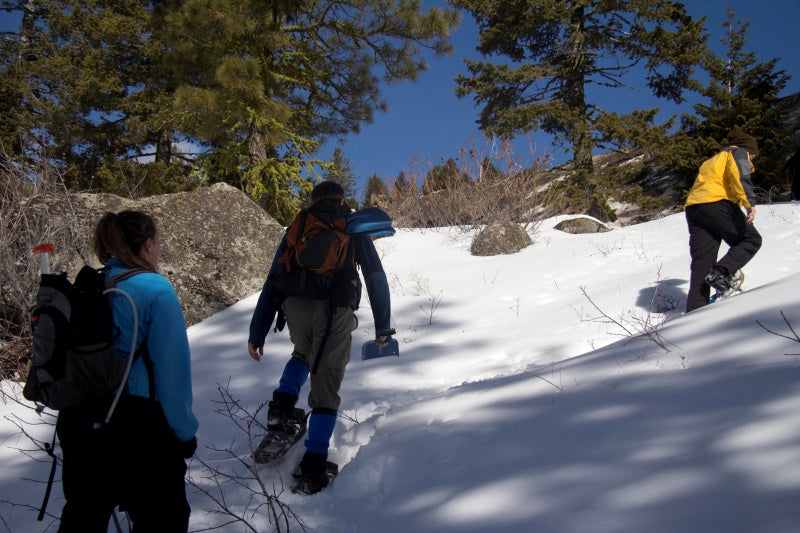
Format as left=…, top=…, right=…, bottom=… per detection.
left=23, top=264, right=150, bottom=521
left=23, top=265, right=147, bottom=416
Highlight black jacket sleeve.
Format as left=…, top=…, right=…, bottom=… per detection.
left=248, top=237, right=287, bottom=347
left=353, top=236, right=391, bottom=335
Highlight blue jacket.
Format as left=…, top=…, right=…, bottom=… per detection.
left=248, top=222, right=391, bottom=348
left=106, top=259, right=199, bottom=442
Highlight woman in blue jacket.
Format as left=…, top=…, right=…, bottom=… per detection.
left=57, top=211, right=198, bottom=532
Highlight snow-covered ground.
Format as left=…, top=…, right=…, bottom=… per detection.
left=2, top=203, right=799, bottom=532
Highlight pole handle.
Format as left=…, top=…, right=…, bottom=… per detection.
left=32, top=243, right=55, bottom=275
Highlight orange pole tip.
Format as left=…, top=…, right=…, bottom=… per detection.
left=32, top=243, right=55, bottom=254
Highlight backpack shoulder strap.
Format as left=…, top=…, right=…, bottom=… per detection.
left=285, top=211, right=308, bottom=241
left=296, top=211, right=308, bottom=239
left=111, top=268, right=149, bottom=283
left=107, top=267, right=156, bottom=399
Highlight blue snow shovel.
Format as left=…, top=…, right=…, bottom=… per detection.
left=362, top=329, right=399, bottom=360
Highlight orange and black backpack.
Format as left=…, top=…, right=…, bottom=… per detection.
left=273, top=205, right=361, bottom=308
left=279, top=209, right=350, bottom=277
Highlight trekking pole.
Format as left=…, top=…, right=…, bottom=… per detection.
left=31, top=243, right=57, bottom=522
left=32, top=243, right=54, bottom=275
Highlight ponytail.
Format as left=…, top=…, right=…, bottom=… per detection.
left=93, top=211, right=158, bottom=271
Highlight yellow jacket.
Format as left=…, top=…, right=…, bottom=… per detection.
left=685, top=147, right=755, bottom=208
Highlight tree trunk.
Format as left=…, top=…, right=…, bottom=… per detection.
left=566, top=5, right=593, bottom=173
left=155, top=130, right=172, bottom=164
left=19, top=0, right=37, bottom=60
left=248, top=124, right=268, bottom=163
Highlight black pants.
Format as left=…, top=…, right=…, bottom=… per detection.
left=685, top=200, right=762, bottom=312
left=56, top=395, right=190, bottom=533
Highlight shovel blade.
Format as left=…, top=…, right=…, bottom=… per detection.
left=361, top=338, right=399, bottom=360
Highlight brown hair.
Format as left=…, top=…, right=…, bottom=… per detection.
left=93, top=211, right=158, bottom=271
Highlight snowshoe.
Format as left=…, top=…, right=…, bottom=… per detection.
left=252, top=407, right=308, bottom=464
left=709, top=269, right=745, bottom=303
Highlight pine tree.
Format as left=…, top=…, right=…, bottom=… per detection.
left=363, top=174, right=389, bottom=206
left=157, top=0, right=459, bottom=222
left=0, top=0, right=191, bottom=194
left=0, top=0, right=35, bottom=157
left=423, top=158, right=466, bottom=193
left=451, top=0, right=706, bottom=217
left=453, top=0, right=704, bottom=171
left=1, top=0, right=459, bottom=223
left=393, top=170, right=410, bottom=195
left=322, top=148, right=361, bottom=209
left=676, top=6, right=792, bottom=196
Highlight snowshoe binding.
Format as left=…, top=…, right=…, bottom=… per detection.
left=252, top=403, right=308, bottom=464
left=708, top=268, right=745, bottom=303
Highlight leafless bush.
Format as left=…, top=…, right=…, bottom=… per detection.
left=0, top=391, right=61, bottom=528
left=757, top=311, right=800, bottom=356
left=753, top=185, right=788, bottom=204
left=0, top=149, right=89, bottom=381
left=419, top=291, right=443, bottom=326
left=187, top=381, right=303, bottom=532
left=382, top=136, right=554, bottom=229
left=574, top=269, right=680, bottom=354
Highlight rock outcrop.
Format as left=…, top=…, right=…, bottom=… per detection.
left=30, top=183, right=284, bottom=326
left=471, top=221, right=532, bottom=256
left=554, top=217, right=611, bottom=234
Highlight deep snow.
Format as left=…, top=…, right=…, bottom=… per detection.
left=2, top=204, right=799, bottom=532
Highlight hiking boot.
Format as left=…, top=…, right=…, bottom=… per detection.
left=267, top=392, right=299, bottom=435
left=704, top=266, right=734, bottom=293
left=293, top=452, right=329, bottom=495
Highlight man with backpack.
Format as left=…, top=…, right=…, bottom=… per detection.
left=247, top=181, right=393, bottom=494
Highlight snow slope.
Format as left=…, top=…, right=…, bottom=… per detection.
left=2, top=203, right=799, bottom=532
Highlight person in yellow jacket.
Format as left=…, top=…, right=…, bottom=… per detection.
left=684, top=129, right=762, bottom=312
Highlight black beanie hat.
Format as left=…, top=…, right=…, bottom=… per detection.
left=726, top=130, right=759, bottom=158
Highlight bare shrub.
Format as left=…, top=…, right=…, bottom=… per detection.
left=757, top=311, right=800, bottom=356
left=0, top=391, right=62, bottom=526
left=188, top=381, right=303, bottom=532
left=382, top=135, right=554, bottom=229
left=574, top=268, right=681, bottom=354
left=0, top=150, right=88, bottom=381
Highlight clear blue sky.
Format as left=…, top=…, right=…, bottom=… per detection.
left=320, top=0, right=800, bottom=195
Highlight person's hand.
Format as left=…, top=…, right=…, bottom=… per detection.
left=745, top=205, right=756, bottom=223
left=248, top=343, right=263, bottom=361
left=375, top=328, right=396, bottom=347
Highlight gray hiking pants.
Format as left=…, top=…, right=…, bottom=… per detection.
left=283, top=296, right=355, bottom=411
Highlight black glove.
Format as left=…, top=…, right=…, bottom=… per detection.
left=376, top=328, right=396, bottom=342
left=178, top=436, right=197, bottom=458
